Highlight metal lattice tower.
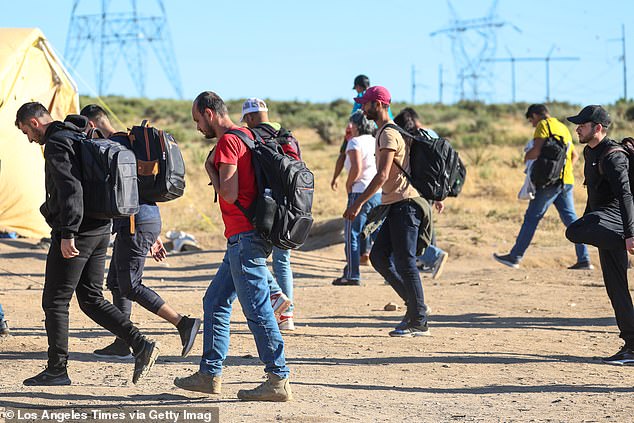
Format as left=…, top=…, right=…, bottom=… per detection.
left=65, top=0, right=183, bottom=98
left=430, top=0, right=519, bottom=101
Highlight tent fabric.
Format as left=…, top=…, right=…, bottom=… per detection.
left=0, top=28, right=79, bottom=238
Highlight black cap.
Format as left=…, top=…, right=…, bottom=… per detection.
left=353, top=74, right=370, bottom=90
left=567, top=105, right=611, bottom=126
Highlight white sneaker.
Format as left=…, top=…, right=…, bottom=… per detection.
left=270, top=292, right=291, bottom=316
left=278, top=313, right=295, bottom=331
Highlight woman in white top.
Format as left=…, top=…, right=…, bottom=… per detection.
left=333, top=111, right=382, bottom=286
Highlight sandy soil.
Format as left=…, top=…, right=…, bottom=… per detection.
left=0, top=237, right=633, bottom=423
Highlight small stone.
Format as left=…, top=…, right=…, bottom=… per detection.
left=384, top=302, right=399, bottom=311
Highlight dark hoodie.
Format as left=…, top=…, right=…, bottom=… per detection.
left=583, top=136, right=634, bottom=238
left=41, top=121, right=111, bottom=238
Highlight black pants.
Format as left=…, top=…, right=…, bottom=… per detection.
left=106, top=221, right=165, bottom=319
left=44, top=233, right=146, bottom=370
left=370, top=200, right=427, bottom=326
left=566, top=209, right=634, bottom=348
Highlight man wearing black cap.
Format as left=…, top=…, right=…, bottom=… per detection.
left=565, top=105, right=634, bottom=365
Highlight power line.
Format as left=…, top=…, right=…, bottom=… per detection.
left=484, top=46, right=579, bottom=102
left=64, top=0, right=183, bottom=98
left=430, top=0, right=520, bottom=102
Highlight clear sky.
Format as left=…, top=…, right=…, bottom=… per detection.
left=2, top=0, right=632, bottom=105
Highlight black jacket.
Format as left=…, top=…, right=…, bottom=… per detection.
left=41, top=121, right=111, bottom=238
left=583, top=137, right=634, bottom=237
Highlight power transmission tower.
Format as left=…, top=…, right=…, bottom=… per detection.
left=609, top=24, right=627, bottom=100
left=484, top=45, right=579, bottom=103
left=65, top=0, right=183, bottom=98
left=411, top=65, right=428, bottom=104
left=430, top=0, right=520, bottom=102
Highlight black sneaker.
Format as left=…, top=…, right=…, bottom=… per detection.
left=602, top=345, right=634, bottom=365
left=389, top=324, right=431, bottom=337
left=332, top=277, right=361, bottom=286
left=493, top=253, right=520, bottom=269
left=177, top=316, right=202, bottom=358
left=0, top=319, right=9, bottom=336
left=23, top=367, right=71, bottom=386
left=395, top=314, right=410, bottom=330
left=132, top=339, right=160, bottom=384
left=568, top=261, right=594, bottom=270
left=94, top=338, right=133, bottom=360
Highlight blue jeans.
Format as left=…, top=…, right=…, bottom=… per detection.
left=343, top=192, right=381, bottom=280
left=200, top=230, right=289, bottom=378
left=418, top=244, right=445, bottom=268
left=509, top=183, right=590, bottom=263
left=0, top=303, right=4, bottom=321
left=370, top=200, right=427, bottom=326
left=272, top=247, right=294, bottom=313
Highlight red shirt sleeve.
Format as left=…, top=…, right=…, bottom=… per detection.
left=214, top=133, right=246, bottom=167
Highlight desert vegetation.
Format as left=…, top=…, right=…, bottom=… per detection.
left=80, top=96, right=634, bottom=252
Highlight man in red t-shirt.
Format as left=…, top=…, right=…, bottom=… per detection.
left=173, top=91, right=291, bottom=402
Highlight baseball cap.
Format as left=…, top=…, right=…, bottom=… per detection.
left=567, top=105, right=611, bottom=126
left=240, top=98, right=268, bottom=122
left=353, top=86, right=391, bottom=105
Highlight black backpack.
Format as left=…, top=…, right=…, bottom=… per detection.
left=530, top=120, right=567, bottom=189
left=226, top=129, right=314, bottom=250
left=63, top=116, right=140, bottom=219
left=383, top=124, right=466, bottom=201
left=125, top=120, right=186, bottom=203
left=597, top=137, right=634, bottom=187
left=251, top=123, right=302, bottom=160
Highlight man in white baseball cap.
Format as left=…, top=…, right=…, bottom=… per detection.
left=240, top=97, right=268, bottom=122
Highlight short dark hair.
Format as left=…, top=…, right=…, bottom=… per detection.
left=15, top=102, right=50, bottom=127
left=194, top=91, right=228, bottom=117
left=80, top=104, right=108, bottom=121
left=394, top=107, right=420, bottom=133
left=353, top=74, right=370, bottom=90
left=349, top=110, right=374, bottom=136
left=525, top=104, right=549, bottom=119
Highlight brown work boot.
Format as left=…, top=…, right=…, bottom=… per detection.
left=237, top=373, right=292, bottom=402
left=174, top=371, right=221, bottom=394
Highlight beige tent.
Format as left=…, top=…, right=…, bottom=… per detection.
left=0, top=28, right=79, bottom=238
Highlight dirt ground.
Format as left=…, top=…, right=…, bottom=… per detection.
left=1, top=235, right=633, bottom=423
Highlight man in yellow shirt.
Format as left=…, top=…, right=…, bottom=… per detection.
left=494, top=104, right=592, bottom=270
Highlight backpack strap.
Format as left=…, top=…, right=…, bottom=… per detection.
left=598, top=146, right=628, bottom=176
left=377, top=123, right=419, bottom=186
left=86, top=127, right=106, bottom=139
left=224, top=128, right=262, bottom=221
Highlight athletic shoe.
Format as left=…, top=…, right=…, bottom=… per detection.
left=568, top=261, right=594, bottom=270
left=177, top=316, right=202, bottom=357
left=431, top=252, right=449, bottom=280
left=0, top=319, right=9, bottom=336
left=493, top=253, right=520, bottom=269
left=174, top=371, right=221, bottom=394
left=602, top=345, right=634, bottom=365
left=417, top=264, right=433, bottom=273
left=332, top=277, right=361, bottom=286
left=278, top=313, right=295, bottom=331
left=270, top=292, right=291, bottom=316
left=237, top=372, right=293, bottom=402
left=93, top=338, right=133, bottom=360
left=395, top=314, right=410, bottom=330
left=23, top=367, right=71, bottom=386
left=360, top=254, right=370, bottom=266
left=132, top=339, right=160, bottom=384
left=389, top=324, right=431, bottom=337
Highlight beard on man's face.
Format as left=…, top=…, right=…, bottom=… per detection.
left=364, top=107, right=378, bottom=121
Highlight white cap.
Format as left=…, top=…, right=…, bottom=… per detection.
left=240, top=98, right=268, bottom=122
